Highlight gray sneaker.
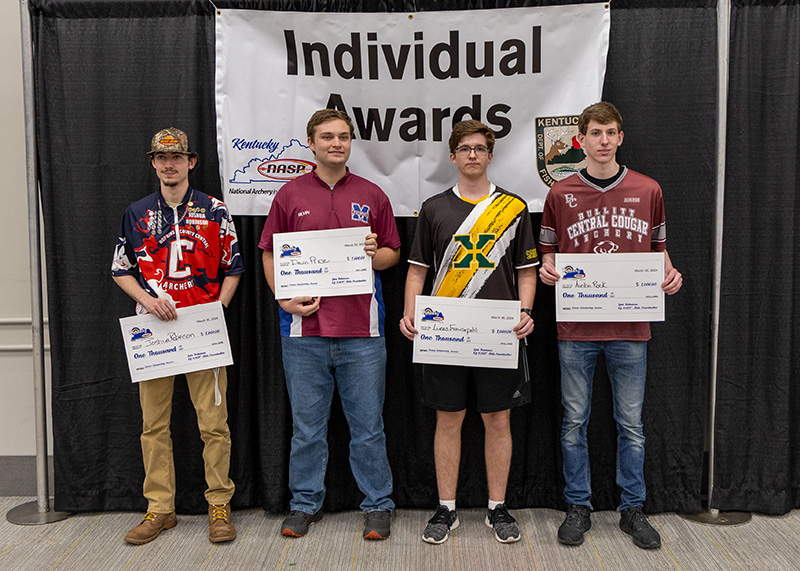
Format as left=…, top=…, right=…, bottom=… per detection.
left=485, top=504, right=521, bottom=543
left=363, top=510, right=391, bottom=540
left=422, top=505, right=459, bottom=544
left=281, top=509, right=323, bottom=537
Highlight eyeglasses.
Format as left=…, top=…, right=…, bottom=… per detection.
left=454, top=145, right=490, bottom=156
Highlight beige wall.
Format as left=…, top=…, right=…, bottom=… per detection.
left=0, top=3, right=51, bottom=456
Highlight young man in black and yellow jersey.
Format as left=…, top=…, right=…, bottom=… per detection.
left=400, top=120, right=539, bottom=545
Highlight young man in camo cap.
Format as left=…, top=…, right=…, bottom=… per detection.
left=112, top=128, right=244, bottom=545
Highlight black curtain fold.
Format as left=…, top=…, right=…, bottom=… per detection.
left=713, top=2, right=800, bottom=514
left=32, top=0, right=713, bottom=515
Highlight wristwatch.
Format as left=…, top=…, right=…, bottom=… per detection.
left=521, top=308, right=533, bottom=317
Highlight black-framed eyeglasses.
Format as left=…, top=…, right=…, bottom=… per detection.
left=454, top=145, right=490, bottom=156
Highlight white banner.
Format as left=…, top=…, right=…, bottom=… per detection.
left=215, top=5, right=610, bottom=216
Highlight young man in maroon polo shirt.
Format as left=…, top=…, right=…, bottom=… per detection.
left=259, top=110, right=400, bottom=540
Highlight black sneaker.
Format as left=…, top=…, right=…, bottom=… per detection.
left=422, top=505, right=459, bottom=544
left=619, top=507, right=661, bottom=549
left=363, top=510, right=391, bottom=540
left=557, top=504, right=591, bottom=546
left=485, top=503, right=521, bottom=543
left=281, top=509, right=323, bottom=537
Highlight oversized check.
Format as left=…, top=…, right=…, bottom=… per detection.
left=119, top=301, right=233, bottom=383
left=413, top=295, right=520, bottom=369
left=555, top=252, right=665, bottom=322
left=273, top=227, right=373, bottom=299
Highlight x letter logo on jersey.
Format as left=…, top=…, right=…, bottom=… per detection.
left=452, top=234, right=496, bottom=269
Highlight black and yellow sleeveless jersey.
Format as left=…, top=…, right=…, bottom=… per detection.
left=409, top=185, right=539, bottom=300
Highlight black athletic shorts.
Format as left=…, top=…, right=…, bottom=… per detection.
left=420, top=344, right=531, bottom=413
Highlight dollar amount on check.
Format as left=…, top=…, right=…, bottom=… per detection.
left=273, top=227, right=373, bottom=299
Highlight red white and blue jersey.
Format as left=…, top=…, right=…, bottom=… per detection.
left=259, top=169, right=401, bottom=338
left=111, top=187, right=244, bottom=313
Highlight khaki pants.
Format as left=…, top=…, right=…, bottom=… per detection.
left=139, top=368, right=235, bottom=513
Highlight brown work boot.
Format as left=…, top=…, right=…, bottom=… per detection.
left=124, top=511, right=177, bottom=544
left=209, top=503, right=237, bottom=543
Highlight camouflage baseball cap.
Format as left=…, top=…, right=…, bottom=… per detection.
left=147, top=127, right=196, bottom=156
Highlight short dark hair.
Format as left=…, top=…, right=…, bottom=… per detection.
left=448, top=120, right=496, bottom=154
left=306, top=109, right=355, bottom=139
left=578, top=102, right=623, bottom=134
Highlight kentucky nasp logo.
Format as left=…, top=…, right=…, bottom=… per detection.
left=228, top=138, right=314, bottom=184
left=535, top=115, right=586, bottom=187
left=562, top=266, right=586, bottom=279
left=280, top=244, right=302, bottom=257
left=351, top=203, right=370, bottom=223
left=130, top=327, right=153, bottom=341
left=421, top=308, right=445, bottom=322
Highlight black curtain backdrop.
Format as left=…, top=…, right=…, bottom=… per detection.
left=31, top=0, right=720, bottom=515
left=712, top=1, right=800, bottom=515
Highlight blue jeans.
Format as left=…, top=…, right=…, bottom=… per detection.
left=559, top=340, right=647, bottom=511
left=281, top=336, right=394, bottom=514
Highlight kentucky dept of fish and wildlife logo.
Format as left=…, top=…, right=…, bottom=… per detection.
left=535, top=115, right=586, bottom=187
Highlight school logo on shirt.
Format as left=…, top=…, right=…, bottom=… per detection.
left=452, top=234, right=496, bottom=269
left=594, top=241, right=620, bottom=254
left=351, top=203, right=370, bottom=223
left=535, top=115, right=586, bottom=187
left=565, top=193, right=578, bottom=208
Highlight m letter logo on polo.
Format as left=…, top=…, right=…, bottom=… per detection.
left=452, top=234, right=496, bottom=269
left=351, top=203, right=370, bottom=223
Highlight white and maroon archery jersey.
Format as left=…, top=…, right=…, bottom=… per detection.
left=540, top=167, right=667, bottom=341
